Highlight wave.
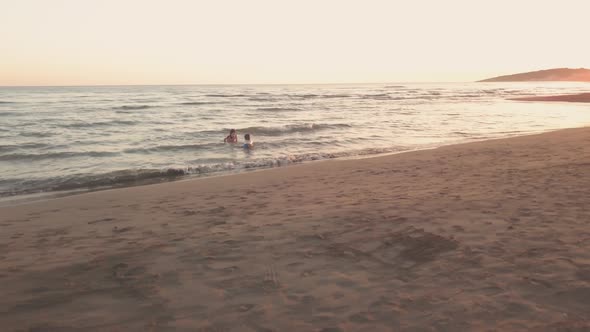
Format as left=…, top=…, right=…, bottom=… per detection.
left=0, top=143, right=50, bottom=153
left=0, top=101, right=16, bottom=104
left=248, top=97, right=277, bottom=101
left=0, top=150, right=118, bottom=162
left=0, top=146, right=408, bottom=197
left=256, top=107, right=300, bottom=112
left=455, top=94, right=484, bottom=98
left=287, top=93, right=319, bottom=99
left=236, top=123, right=352, bottom=136
left=0, top=111, right=21, bottom=116
left=501, top=90, right=537, bottom=96
left=205, top=94, right=247, bottom=98
left=320, top=94, right=351, bottom=98
left=20, top=131, right=55, bottom=138
left=114, top=105, right=152, bottom=110
left=360, top=93, right=391, bottom=100
left=59, top=120, right=138, bottom=128
left=285, top=93, right=351, bottom=99
left=178, top=101, right=225, bottom=105
left=123, top=142, right=219, bottom=154
left=0, top=169, right=188, bottom=197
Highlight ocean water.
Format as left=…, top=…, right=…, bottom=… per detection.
left=1, top=82, right=590, bottom=200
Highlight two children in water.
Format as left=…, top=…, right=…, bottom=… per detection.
left=224, top=129, right=254, bottom=149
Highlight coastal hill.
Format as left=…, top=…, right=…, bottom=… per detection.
left=478, top=68, right=590, bottom=82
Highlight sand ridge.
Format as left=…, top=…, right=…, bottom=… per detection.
left=2, top=128, right=590, bottom=331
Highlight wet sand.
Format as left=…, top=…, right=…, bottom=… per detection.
left=2, top=128, right=590, bottom=331
left=510, top=92, right=590, bottom=103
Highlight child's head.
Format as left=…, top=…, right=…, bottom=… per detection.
left=244, top=134, right=251, bottom=141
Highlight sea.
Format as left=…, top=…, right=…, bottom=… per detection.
left=1, top=82, right=589, bottom=203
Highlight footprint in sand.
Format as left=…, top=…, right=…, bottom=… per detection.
left=176, top=209, right=196, bottom=216
left=209, top=206, right=226, bottom=213
left=112, top=226, right=134, bottom=233
left=264, top=265, right=280, bottom=289
left=88, top=217, right=115, bottom=224
left=348, top=312, right=375, bottom=323
left=237, top=304, right=256, bottom=312
left=301, top=270, right=314, bottom=277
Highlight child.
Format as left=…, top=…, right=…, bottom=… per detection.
left=243, top=133, right=254, bottom=150
left=224, top=129, right=238, bottom=143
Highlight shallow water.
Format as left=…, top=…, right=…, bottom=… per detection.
left=1, top=82, right=589, bottom=198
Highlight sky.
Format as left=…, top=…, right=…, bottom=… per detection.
left=1, top=0, right=589, bottom=86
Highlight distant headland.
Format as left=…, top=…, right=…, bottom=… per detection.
left=478, top=68, right=590, bottom=82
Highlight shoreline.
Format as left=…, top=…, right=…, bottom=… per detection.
left=2, top=127, right=590, bottom=330
left=0, top=128, right=559, bottom=207
left=509, top=92, right=590, bottom=103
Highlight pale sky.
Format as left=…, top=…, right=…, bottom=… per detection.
left=1, top=0, right=589, bottom=86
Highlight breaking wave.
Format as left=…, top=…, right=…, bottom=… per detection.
left=114, top=105, right=152, bottom=110
left=0, top=143, right=50, bottom=153
left=178, top=101, right=225, bottom=105
left=360, top=93, right=392, bottom=100
left=256, top=107, right=301, bottom=112
left=123, top=142, right=219, bottom=154
left=0, top=151, right=118, bottom=162
left=59, top=120, right=139, bottom=128
left=205, top=94, right=247, bottom=98
left=0, top=147, right=407, bottom=197
left=236, top=123, right=352, bottom=136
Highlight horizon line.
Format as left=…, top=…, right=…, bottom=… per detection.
left=0, top=81, right=487, bottom=88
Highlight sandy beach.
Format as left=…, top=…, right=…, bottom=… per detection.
left=510, top=93, right=590, bottom=103
left=2, top=127, right=590, bottom=331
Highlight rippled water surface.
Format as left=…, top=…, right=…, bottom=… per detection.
left=1, top=82, right=589, bottom=198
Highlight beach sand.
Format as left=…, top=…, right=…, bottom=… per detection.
left=2, top=128, right=590, bottom=331
left=510, top=93, right=590, bottom=103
